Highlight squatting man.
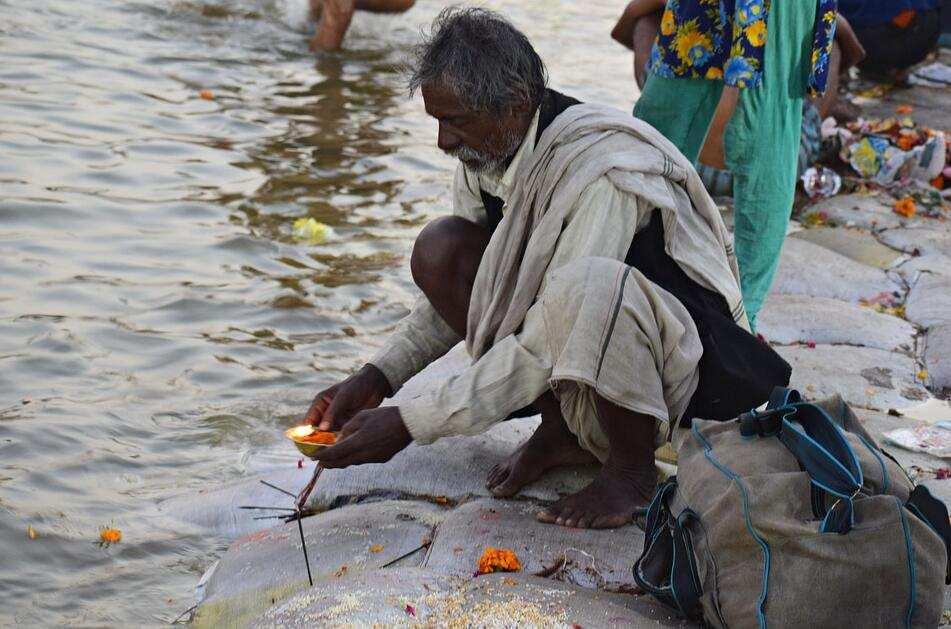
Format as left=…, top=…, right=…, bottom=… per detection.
left=304, top=8, right=787, bottom=529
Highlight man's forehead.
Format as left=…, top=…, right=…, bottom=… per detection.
left=421, top=83, right=466, bottom=117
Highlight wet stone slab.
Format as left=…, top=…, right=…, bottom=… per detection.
left=757, top=294, right=916, bottom=352
left=253, top=568, right=693, bottom=628
left=804, top=193, right=905, bottom=231
left=777, top=345, right=930, bottom=412
left=193, top=500, right=444, bottom=628
left=792, top=226, right=903, bottom=269
left=424, top=499, right=645, bottom=591
left=771, top=238, right=900, bottom=303
left=923, top=325, right=951, bottom=391
left=905, top=274, right=951, bottom=329
left=159, top=418, right=596, bottom=539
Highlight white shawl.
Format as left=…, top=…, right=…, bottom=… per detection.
left=466, top=103, right=748, bottom=360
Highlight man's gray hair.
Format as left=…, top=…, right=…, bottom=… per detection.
left=408, top=7, right=547, bottom=114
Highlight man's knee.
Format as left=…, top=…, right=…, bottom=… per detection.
left=410, top=215, right=489, bottom=294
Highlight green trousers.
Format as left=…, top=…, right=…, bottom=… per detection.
left=633, top=0, right=817, bottom=329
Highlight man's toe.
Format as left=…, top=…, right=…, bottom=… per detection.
left=489, top=475, right=521, bottom=497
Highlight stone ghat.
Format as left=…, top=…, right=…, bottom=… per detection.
left=166, top=180, right=951, bottom=625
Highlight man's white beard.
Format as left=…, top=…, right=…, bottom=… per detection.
left=447, top=126, right=523, bottom=176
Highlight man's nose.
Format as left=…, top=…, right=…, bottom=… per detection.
left=437, top=125, right=460, bottom=153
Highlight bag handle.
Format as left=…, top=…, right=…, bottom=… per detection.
left=634, top=479, right=703, bottom=619
left=740, top=387, right=864, bottom=533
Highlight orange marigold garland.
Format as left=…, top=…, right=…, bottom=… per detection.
left=476, top=547, right=522, bottom=574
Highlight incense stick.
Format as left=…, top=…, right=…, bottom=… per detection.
left=259, top=479, right=298, bottom=499
left=297, top=511, right=314, bottom=587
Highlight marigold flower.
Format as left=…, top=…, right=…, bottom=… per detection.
left=477, top=547, right=522, bottom=574
left=893, top=197, right=916, bottom=218
left=100, top=527, right=122, bottom=544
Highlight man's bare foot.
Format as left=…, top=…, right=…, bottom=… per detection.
left=537, top=463, right=656, bottom=529
left=485, top=420, right=596, bottom=498
left=309, top=0, right=355, bottom=51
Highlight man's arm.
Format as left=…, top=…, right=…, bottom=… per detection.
left=611, top=0, right=666, bottom=51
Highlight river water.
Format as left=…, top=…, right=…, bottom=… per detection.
left=0, top=0, right=634, bottom=623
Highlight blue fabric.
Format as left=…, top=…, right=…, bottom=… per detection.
left=839, top=0, right=941, bottom=28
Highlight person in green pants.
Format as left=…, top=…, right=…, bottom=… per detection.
left=613, top=0, right=838, bottom=329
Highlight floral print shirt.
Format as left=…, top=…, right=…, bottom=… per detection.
left=648, top=0, right=838, bottom=96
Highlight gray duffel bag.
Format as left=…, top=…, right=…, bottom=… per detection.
left=634, top=387, right=951, bottom=628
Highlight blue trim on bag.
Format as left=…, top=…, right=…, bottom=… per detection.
left=897, top=497, right=917, bottom=629
left=857, top=434, right=890, bottom=494
left=783, top=418, right=863, bottom=488
left=693, top=424, right=770, bottom=629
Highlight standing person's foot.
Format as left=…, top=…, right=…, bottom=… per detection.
left=309, top=0, right=355, bottom=51
left=536, top=461, right=656, bottom=529
left=485, top=419, right=597, bottom=498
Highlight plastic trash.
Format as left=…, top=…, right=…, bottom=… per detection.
left=848, top=135, right=890, bottom=178
left=800, top=166, right=842, bottom=198
left=883, top=422, right=951, bottom=459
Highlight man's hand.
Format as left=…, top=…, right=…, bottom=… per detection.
left=305, top=364, right=393, bottom=431
left=313, top=406, right=412, bottom=469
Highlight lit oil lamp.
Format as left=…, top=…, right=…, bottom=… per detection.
left=285, top=424, right=339, bottom=459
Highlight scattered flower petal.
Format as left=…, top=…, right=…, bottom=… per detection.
left=370, top=544, right=384, bottom=553
left=936, top=468, right=951, bottom=480
left=297, top=459, right=303, bottom=469
left=917, top=369, right=929, bottom=381
left=477, top=547, right=522, bottom=575
left=895, top=104, right=914, bottom=114
left=893, top=197, right=916, bottom=218
left=405, top=604, right=416, bottom=617
left=199, top=89, right=214, bottom=100
left=99, top=527, right=122, bottom=544
left=27, top=526, right=37, bottom=540
left=806, top=341, right=816, bottom=349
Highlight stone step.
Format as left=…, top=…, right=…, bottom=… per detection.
left=906, top=274, right=951, bottom=328
left=771, top=238, right=900, bottom=303
left=252, top=568, right=692, bottom=628
left=758, top=294, right=916, bottom=352
left=923, top=325, right=951, bottom=391
left=804, top=193, right=905, bottom=231
left=193, top=500, right=443, bottom=627
left=792, top=226, right=902, bottom=269
left=424, top=499, right=644, bottom=591
left=879, top=227, right=951, bottom=258
left=776, top=345, right=930, bottom=411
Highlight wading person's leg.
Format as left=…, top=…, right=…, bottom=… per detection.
left=309, top=0, right=416, bottom=51
left=725, top=0, right=814, bottom=328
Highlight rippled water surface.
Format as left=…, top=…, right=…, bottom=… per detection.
left=0, top=0, right=633, bottom=623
